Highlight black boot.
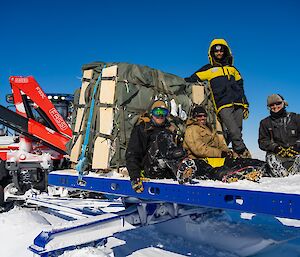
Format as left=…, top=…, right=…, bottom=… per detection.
left=210, top=166, right=262, bottom=183
left=176, top=158, right=197, bottom=184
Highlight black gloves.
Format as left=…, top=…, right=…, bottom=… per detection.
left=274, top=146, right=300, bottom=158
left=243, top=108, right=249, bottom=120
left=274, top=146, right=285, bottom=156
left=221, top=150, right=234, bottom=158
left=286, top=146, right=300, bottom=158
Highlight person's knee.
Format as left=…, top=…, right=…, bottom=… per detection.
left=227, top=127, right=242, bottom=140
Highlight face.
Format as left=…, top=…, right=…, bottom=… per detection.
left=152, top=115, right=166, bottom=125
left=269, top=101, right=284, bottom=113
left=151, top=107, right=169, bottom=125
left=195, top=113, right=207, bottom=125
left=214, top=50, right=224, bottom=60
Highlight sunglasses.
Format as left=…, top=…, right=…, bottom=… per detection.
left=151, top=107, right=169, bottom=117
left=269, top=101, right=283, bottom=108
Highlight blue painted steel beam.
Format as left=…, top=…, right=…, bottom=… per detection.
left=48, top=172, right=300, bottom=220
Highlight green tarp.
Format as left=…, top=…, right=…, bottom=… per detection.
left=70, top=62, right=215, bottom=170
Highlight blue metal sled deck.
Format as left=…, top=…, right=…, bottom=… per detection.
left=48, top=170, right=300, bottom=220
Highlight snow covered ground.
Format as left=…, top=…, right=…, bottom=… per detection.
left=193, top=173, right=300, bottom=195
left=1, top=175, right=300, bottom=257
left=1, top=201, right=300, bottom=256
left=0, top=206, right=241, bottom=257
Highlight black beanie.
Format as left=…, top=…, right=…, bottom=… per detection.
left=192, top=106, right=207, bottom=117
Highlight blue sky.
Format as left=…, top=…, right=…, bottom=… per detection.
left=1, top=0, right=299, bottom=157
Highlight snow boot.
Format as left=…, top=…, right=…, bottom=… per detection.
left=219, top=166, right=262, bottom=183
left=266, top=154, right=289, bottom=177
left=288, top=155, right=300, bottom=175
left=176, top=158, right=197, bottom=184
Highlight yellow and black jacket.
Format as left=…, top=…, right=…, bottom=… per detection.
left=185, top=39, right=249, bottom=116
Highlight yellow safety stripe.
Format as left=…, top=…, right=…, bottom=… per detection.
left=196, top=66, right=240, bottom=82
left=216, top=103, right=249, bottom=115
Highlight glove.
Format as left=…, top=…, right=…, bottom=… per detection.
left=131, top=178, right=144, bottom=193
left=221, top=150, right=234, bottom=158
left=285, top=146, right=300, bottom=158
left=274, top=146, right=287, bottom=157
left=233, top=148, right=251, bottom=158
left=243, top=108, right=249, bottom=120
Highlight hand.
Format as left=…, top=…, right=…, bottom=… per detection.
left=243, top=108, right=249, bottom=120
left=221, top=150, right=234, bottom=158
left=285, top=146, right=300, bottom=158
left=131, top=178, right=144, bottom=193
left=274, top=146, right=287, bottom=157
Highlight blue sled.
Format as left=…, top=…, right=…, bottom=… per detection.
left=48, top=170, right=300, bottom=220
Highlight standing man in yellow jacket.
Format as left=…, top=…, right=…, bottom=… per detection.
left=185, top=39, right=250, bottom=158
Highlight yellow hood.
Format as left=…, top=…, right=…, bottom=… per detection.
left=208, top=39, right=233, bottom=65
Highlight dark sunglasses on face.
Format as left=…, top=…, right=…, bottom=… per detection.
left=151, top=107, right=169, bottom=117
left=269, top=101, right=283, bottom=108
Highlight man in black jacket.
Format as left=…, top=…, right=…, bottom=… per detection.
left=125, top=100, right=185, bottom=192
left=259, top=94, right=300, bottom=177
left=185, top=39, right=250, bottom=158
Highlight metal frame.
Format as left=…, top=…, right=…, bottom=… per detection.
left=48, top=171, right=300, bottom=220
